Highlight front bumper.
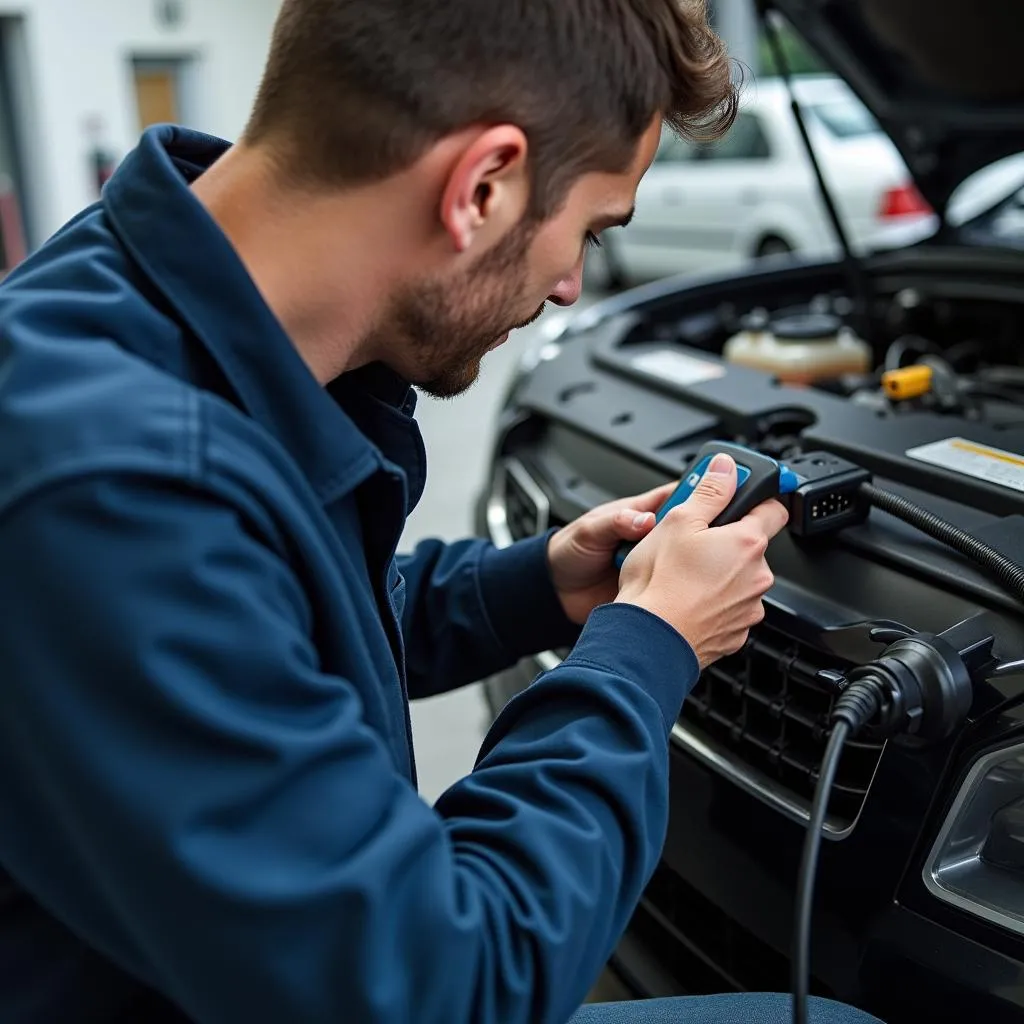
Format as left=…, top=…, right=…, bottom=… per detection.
left=477, top=452, right=1024, bottom=1023
left=482, top=652, right=1024, bottom=1024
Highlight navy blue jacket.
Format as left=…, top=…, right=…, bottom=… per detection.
left=0, top=126, right=700, bottom=1024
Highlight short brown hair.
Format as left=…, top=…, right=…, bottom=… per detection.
left=245, top=0, right=738, bottom=218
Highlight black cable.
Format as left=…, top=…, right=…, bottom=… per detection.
left=860, top=483, right=1024, bottom=606
left=792, top=720, right=849, bottom=1024
left=884, top=334, right=942, bottom=373
left=942, top=340, right=987, bottom=369
left=792, top=676, right=888, bottom=1024
left=788, top=467, right=1024, bottom=1023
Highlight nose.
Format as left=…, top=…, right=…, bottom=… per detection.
left=548, top=257, right=584, bottom=307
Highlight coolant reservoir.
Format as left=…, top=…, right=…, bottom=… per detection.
left=723, top=311, right=872, bottom=385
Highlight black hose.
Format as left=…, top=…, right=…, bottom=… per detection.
left=792, top=720, right=850, bottom=1024
left=884, top=335, right=942, bottom=373
left=860, top=483, right=1024, bottom=606
left=792, top=676, right=887, bottom=1024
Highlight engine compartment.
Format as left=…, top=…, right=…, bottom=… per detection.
left=480, top=251, right=1024, bottom=1008
left=497, top=248, right=1024, bottom=828
left=650, top=278, right=1024, bottom=440
left=511, top=249, right=1024, bottom=523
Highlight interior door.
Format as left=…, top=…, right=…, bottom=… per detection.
left=132, top=61, right=181, bottom=128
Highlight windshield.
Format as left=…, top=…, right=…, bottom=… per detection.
left=805, top=99, right=881, bottom=139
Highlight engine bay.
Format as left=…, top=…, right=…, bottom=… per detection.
left=665, top=281, right=1024, bottom=439
left=513, top=250, right=1024, bottom=524
left=475, top=2, right=1024, bottom=1012
left=485, top=252, right=1024, bottom=1000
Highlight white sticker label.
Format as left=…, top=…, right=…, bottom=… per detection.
left=905, top=437, right=1024, bottom=493
left=631, top=349, right=726, bottom=387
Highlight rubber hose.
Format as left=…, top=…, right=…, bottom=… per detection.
left=861, top=483, right=1024, bottom=606
left=831, top=677, right=885, bottom=733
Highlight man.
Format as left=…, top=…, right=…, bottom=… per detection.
left=0, top=2, right=883, bottom=1022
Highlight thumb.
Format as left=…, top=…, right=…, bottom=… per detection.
left=684, top=453, right=738, bottom=528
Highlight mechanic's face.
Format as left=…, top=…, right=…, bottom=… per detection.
left=377, top=119, right=662, bottom=398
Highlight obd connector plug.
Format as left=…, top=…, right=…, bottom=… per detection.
left=781, top=452, right=872, bottom=537
left=792, top=618, right=997, bottom=1024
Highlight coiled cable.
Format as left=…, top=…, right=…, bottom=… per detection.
left=860, top=482, right=1024, bottom=605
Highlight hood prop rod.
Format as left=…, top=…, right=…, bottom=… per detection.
left=756, top=1, right=876, bottom=342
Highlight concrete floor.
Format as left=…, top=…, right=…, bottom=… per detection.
left=401, top=299, right=590, bottom=804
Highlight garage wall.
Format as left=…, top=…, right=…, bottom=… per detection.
left=0, top=0, right=282, bottom=247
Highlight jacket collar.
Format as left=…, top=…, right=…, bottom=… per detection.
left=102, top=125, right=420, bottom=505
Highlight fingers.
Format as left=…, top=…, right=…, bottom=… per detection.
left=743, top=498, right=790, bottom=540
left=582, top=480, right=674, bottom=528
left=617, top=509, right=656, bottom=537
left=575, top=507, right=656, bottom=551
left=674, top=454, right=738, bottom=529
left=630, top=480, right=679, bottom=513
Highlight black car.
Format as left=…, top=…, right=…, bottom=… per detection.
left=473, top=2, right=1024, bottom=1021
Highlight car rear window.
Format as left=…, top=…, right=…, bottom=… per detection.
left=807, top=100, right=880, bottom=139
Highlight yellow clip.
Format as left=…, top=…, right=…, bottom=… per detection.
left=881, top=364, right=933, bottom=401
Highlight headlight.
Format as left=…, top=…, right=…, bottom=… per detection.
left=924, top=740, right=1024, bottom=937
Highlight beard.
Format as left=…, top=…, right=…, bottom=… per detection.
left=367, top=219, right=547, bottom=399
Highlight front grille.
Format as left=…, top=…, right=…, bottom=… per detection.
left=499, top=457, right=558, bottom=540
left=682, top=627, right=884, bottom=827
left=505, top=466, right=546, bottom=539
left=618, top=862, right=836, bottom=997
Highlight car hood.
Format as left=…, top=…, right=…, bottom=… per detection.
left=770, top=0, right=1024, bottom=217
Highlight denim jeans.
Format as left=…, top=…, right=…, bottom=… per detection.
left=569, top=993, right=885, bottom=1024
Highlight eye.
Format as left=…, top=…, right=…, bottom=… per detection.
left=584, top=231, right=603, bottom=250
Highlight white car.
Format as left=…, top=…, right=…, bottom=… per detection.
left=592, top=74, right=934, bottom=287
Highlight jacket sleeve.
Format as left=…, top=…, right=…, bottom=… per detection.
left=0, top=473, right=700, bottom=1024
left=397, top=532, right=583, bottom=699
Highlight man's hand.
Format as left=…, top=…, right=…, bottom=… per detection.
left=546, top=479, right=679, bottom=626
left=615, top=453, right=789, bottom=669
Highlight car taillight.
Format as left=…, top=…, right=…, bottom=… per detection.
left=878, top=182, right=932, bottom=218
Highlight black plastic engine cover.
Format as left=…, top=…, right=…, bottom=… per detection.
left=516, top=319, right=1024, bottom=520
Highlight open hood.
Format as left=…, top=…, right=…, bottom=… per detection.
left=766, top=0, right=1024, bottom=218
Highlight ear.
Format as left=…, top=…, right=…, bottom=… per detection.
left=438, top=125, right=530, bottom=254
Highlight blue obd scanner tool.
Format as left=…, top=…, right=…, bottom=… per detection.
left=615, top=441, right=799, bottom=569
